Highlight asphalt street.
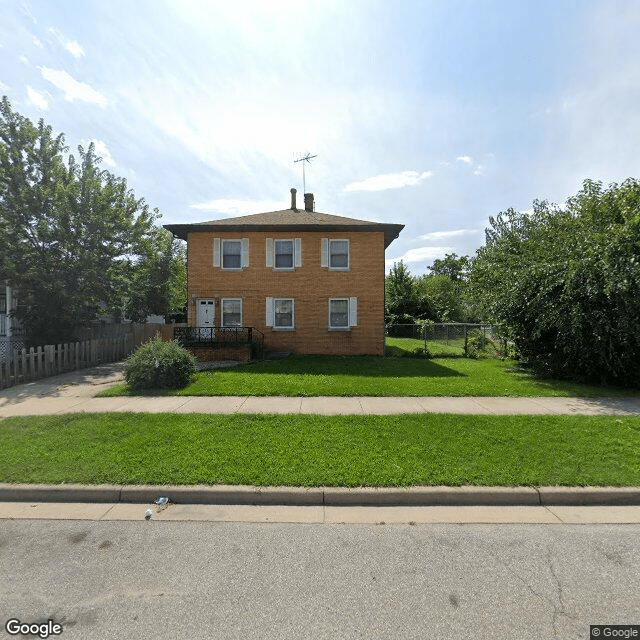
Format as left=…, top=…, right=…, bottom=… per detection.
left=1, top=519, right=638, bottom=639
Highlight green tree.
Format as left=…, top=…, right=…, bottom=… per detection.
left=415, top=273, right=465, bottom=322
left=385, top=260, right=419, bottom=324
left=0, top=97, right=161, bottom=345
left=470, top=179, right=640, bottom=386
left=429, top=253, right=470, bottom=281
left=124, top=230, right=186, bottom=322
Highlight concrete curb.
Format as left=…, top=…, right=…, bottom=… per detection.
left=1, top=483, right=639, bottom=506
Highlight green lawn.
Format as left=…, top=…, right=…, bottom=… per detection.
left=101, top=354, right=638, bottom=398
left=1, top=412, right=638, bottom=487
left=386, top=335, right=467, bottom=357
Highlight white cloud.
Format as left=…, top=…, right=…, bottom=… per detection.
left=38, top=67, right=107, bottom=107
left=344, top=170, right=433, bottom=192
left=456, top=155, right=473, bottom=164
left=0, top=81, right=10, bottom=92
left=84, top=139, right=116, bottom=167
left=19, top=54, right=29, bottom=65
left=32, top=36, right=43, bottom=48
left=473, top=165, right=486, bottom=176
left=26, top=85, right=48, bottom=110
left=419, top=229, right=478, bottom=241
left=64, top=40, right=84, bottom=58
left=190, top=198, right=286, bottom=216
left=386, top=246, right=454, bottom=266
left=48, top=27, right=84, bottom=58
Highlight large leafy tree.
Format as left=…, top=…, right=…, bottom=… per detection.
left=415, top=273, right=465, bottom=322
left=385, top=260, right=421, bottom=324
left=470, top=179, right=640, bottom=386
left=124, top=229, right=186, bottom=323
left=0, top=97, right=161, bottom=345
left=429, top=253, right=470, bottom=281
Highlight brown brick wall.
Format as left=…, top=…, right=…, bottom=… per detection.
left=186, top=230, right=386, bottom=356
left=189, top=346, right=251, bottom=362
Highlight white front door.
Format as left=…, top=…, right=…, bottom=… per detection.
left=196, top=299, right=215, bottom=338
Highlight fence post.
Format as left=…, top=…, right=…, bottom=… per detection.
left=464, top=325, right=468, bottom=357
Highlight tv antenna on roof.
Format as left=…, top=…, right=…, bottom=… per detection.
left=294, top=152, right=317, bottom=195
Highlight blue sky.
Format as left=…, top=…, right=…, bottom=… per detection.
left=2, top=0, right=639, bottom=274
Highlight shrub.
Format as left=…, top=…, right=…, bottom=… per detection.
left=470, top=179, right=640, bottom=386
left=124, top=336, right=196, bottom=390
left=411, top=346, right=431, bottom=358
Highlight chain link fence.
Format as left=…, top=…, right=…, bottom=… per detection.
left=385, top=323, right=507, bottom=358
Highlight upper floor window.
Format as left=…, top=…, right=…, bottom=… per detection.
left=266, top=238, right=302, bottom=269
left=321, top=238, right=350, bottom=270
left=223, top=241, right=242, bottom=269
left=275, top=240, right=293, bottom=268
left=213, top=238, right=249, bottom=270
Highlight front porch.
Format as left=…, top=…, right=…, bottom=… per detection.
left=174, top=326, right=264, bottom=362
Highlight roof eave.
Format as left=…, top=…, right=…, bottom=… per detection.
left=164, top=223, right=404, bottom=248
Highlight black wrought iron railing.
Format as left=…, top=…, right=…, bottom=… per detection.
left=174, top=326, right=264, bottom=358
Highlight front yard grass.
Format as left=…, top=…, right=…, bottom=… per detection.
left=101, top=354, right=638, bottom=398
left=1, top=412, right=638, bottom=487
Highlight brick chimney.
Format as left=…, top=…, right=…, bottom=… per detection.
left=304, top=192, right=314, bottom=212
left=290, top=188, right=297, bottom=210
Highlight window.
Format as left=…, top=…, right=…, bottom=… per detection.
left=266, top=238, right=302, bottom=269
left=329, top=297, right=358, bottom=329
left=321, top=239, right=350, bottom=269
left=266, top=297, right=295, bottom=329
left=274, top=299, right=294, bottom=328
left=221, top=298, right=242, bottom=327
left=275, top=240, right=293, bottom=268
left=329, top=298, right=348, bottom=328
left=222, top=240, right=241, bottom=269
left=330, top=240, right=349, bottom=268
left=213, top=238, right=249, bottom=269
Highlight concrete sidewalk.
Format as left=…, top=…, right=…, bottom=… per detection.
left=2, top=362, right=640, bottom=416
left=2, top=393, right=640, bottom=416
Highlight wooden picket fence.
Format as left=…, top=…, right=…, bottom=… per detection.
left=0, top=324, right=176, bottom=390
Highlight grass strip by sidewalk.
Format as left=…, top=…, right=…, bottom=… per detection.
left=1, top=413, right=638, bottom=487
left=99, top=355, right=637, bottom=398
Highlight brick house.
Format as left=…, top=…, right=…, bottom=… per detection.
left=164, top=189, right=403, bottom=358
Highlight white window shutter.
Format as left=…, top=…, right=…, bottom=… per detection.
left=241, top=238, right=249, bottom=267
left=321, top=238, right=329, bottom=267
left=265, top=297, right=274, bottom=327
left=349, top=297, right=358, bottom=327
left=266, top=238, right=274, bottom=268
left=213, top=238, right=221, bottom=267
left=294, top=238, right=302, bottom=267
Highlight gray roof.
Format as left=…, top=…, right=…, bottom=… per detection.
left=165, top=208, right=404, bottom=249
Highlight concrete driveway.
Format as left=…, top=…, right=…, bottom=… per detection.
left=0, top=362, right=125, bottom=399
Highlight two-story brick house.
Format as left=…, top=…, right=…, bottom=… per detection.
left=164, top=189, right=403, bottom=357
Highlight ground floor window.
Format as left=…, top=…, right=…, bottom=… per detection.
left=329, top=297, right=357, bottom=329
left=266, top=297, right=295, bottom=329
left=221, top=298, right=242, bottom=327
left=274, top=298, right=294, bottom=328
left=329, top=298, right=349, bottom=328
